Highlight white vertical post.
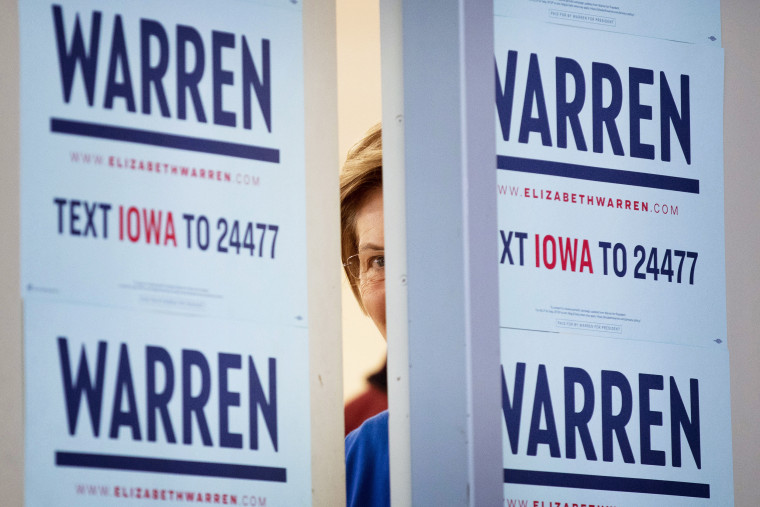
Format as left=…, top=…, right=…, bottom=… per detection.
left=304, top=1, right=344, bottom=505
left=381, top=0, right=502, bottom=504
left=380, top=0, right=412, bottom=505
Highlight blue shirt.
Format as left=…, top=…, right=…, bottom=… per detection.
left=345, top=410, right=390, bottom=507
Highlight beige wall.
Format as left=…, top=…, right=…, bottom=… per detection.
left=0, top=0, right=22, bottom=504
left=336, top=0, right=388, bottom=402
left=723, top=0, right=760, bottom=502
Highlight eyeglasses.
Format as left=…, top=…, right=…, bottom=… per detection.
left=344, top=250, right=385, bottom=284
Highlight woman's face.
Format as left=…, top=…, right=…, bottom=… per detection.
left=354, top=188, right=386, bottom=338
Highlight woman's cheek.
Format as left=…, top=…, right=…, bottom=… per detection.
left=361, top=282, right=387, bottom=336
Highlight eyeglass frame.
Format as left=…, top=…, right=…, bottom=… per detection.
left=343, top=249, right=385, bottom=284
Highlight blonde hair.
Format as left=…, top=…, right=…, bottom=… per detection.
left=340, top=123, right=382, bottom=312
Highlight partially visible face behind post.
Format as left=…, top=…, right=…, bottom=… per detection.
left=355, top=188, right=386, bottom=339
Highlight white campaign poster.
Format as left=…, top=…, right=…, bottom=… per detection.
left=495, top=18, right=726, bottom=347
left=25, top=300, right=311, bottom=506
left=19, top=0, right=312, bottom=504
left=20, top=0, right=307, bottom=324
left=500, top=330, right=733, bottom=506
left=494, top=12, right=733, bottom=506
left=494, top=0, right=721, bottom=45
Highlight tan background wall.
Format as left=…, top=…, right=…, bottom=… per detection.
left=722, top=0, right=760, bottom=501
left=0, top=0, right=22, bottom=504
left=336, top=0, right=387, bottom=402
left=1, top=0, right=759, bottom=504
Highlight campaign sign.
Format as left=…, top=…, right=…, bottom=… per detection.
left=24, top=300, right=311, bottom=505
left=495, top=18, right=726, bottom=347
left=500, top=329, right=733, bottom=506
left=20, top=1, right=313, bottom=504
left=19, top=0, right=307, bottom=324
left=494, top=0, right=721, bottom=45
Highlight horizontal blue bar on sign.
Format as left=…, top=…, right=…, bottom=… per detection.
left=51, top=118, right=280, bottom=163
left=56, top=451, right=287, bottom=482
left=503, top=468, right=709, bottom=498
left=497, top=155, right=699, bottom=194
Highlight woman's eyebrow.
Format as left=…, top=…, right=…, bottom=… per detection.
left=358, top=242, right=384, bottom=252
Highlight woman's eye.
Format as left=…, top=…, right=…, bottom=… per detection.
left=372, top=256, right=385, bottom=269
